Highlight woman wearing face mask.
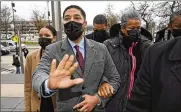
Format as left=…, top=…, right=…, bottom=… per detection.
left=98, top=10, right=152, bottom=112
left=24, top=25, right=57, bottom=112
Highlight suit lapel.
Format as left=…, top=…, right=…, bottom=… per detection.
left=83, top=38, right=96, bottom=79
left=171, top=64, right=181, bottom=84
left=169, top=37, right=181, bottom=84
left=60, top=38, right=82, bottom=78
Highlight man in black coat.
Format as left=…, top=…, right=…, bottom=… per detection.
left=86, top=14, right=110, bottom=43
left=154, top=27, right=172, bottom=43
left=13, top=55, right=20, bottom=74
left=126, top=10, right=181, bottom=112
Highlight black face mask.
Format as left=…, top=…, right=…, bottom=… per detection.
left=127, top=29, right=141, bottom=42
left=94, top=30, right=108, bottom=43
left=38, top=38, right=52, bottom=50
left=64, top=21, right=83, bottom=41
left=171, top=29, right=181, bottom=37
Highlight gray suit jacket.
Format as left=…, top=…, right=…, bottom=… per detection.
left=32, top=37, right=120, bottom=112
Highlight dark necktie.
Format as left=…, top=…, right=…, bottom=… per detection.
left=74, top=45, right=84, bottom=73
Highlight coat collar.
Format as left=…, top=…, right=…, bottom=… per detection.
left=169, top=36, right=181, bottom=61
left=60, top=37, right=95, bottom=79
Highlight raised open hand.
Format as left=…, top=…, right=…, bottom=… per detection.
left=48, top=54, right=84, bottom=90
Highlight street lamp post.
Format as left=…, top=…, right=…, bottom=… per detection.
left=51, top=1, right=55, bottom=27
left=11, top=2, right=18, bottom=55
left=47, top=1, right=50, bottom=25
left=11, top=2, right=15, bottom=32
left=54, top=1, right=62, bottom=41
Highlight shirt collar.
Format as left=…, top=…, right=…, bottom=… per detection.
left=68, top=37, right=85, bottom=49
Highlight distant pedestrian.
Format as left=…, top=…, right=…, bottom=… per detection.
left=12, top=55, right=20, bottom=74
left=23, top=47, right=29, bottom=58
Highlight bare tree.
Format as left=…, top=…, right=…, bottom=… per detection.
left=104, top=4, right=120, bottom=29
left=130, top=1, right=155, bottom=30
left=31, top=9, right=47, bottom=31
left=1, top=5, right=12, bottom=38
left=14, top=15, right=26, bottom=34
left=154, top=1, right=181, bottom=25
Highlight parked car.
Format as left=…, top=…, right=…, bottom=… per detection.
left=1, top=45, right=10, bottom=55
left=1, top=40, right=26, bottom=52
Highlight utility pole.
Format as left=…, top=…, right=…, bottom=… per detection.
left=11, top=2, right=18, bottom=55
left=51, top=1, right=55, bottom=27
left=18, top=30, right=24, bottom=74
left=54, top=1, right=62, bottom=41
left=0, top=1, right=1, bottom=61
left=47, top=1, right=50, bottom=25
left=11, top=2, right=16, bottom=33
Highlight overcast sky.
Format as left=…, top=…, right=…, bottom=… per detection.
left=2, top=1, right=162, bottom=25
left=2, top=1, right=133, bottom=25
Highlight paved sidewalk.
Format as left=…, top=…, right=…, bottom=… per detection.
left=1, top=97, right=24, bottom=112
left=1, top=71, right=24, bottom=111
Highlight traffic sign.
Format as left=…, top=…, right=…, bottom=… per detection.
left=12, top=34, right=19, bottom=42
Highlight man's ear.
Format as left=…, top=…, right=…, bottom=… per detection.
left=83, top=20, right=87, bottom=27
left=82, top=21, right=87, bottom=32
left=105, top=23, right=109, bottom=30
left=168, top=24, right=172, bottom=30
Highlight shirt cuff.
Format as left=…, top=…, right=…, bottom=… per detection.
left=44, top=79, right=57, bottom=94
left=95, top=93, right=101, bottom=106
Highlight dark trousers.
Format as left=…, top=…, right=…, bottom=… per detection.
left=16, top=67, right=20, bottom=74
left=40, top=97, right=54, bottom=112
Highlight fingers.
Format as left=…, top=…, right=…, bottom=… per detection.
left=100, top=88, right=104, bottom=97
left=102, top=86, right=108, bottom=97
left=50, top=59, right=56, bottom=73
left=73, top=100, right=86, bottom=110
left=98, top=90, right=101, bottom=96
left=69, top=62, right=78, bottom=74
left=98, top=85, right=114, bottom=98
left=83, top=109, right=89, bottom=112
left=64, top=55, right=75, bottom=70
left=79, top=105, right=87, bottom=112
left=57, top=54, right=69, bottom=70
left=110, top=86, right=114, bottom=94
left=105, top=86, right=113, bottom=97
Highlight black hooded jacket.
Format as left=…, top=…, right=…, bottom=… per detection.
left=103, top=25, right=152, bottom=112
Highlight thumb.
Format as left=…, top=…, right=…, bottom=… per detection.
left=50, top=59, right=56, bottom=73
left=72, top=78, right=84, bottom=85
left=82, top=94, right=87, bottom=98
left=68, top=78, right=84, bottom=87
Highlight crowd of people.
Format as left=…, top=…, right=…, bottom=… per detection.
left=23, top=4, right=181, bottom=112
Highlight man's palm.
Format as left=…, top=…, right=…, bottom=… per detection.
left=48, top=54, right=84, bottom=90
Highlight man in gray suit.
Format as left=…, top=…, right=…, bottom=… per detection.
left=32, top=5, right=120, bottom=112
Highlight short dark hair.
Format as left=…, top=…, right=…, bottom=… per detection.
left=93, top=14, right=107, bottom=25
left=170, top=10, right=181, bottom=24
left=63, top=5, right=86, bottom=20
left=45, top=25, right=57, bottom=36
